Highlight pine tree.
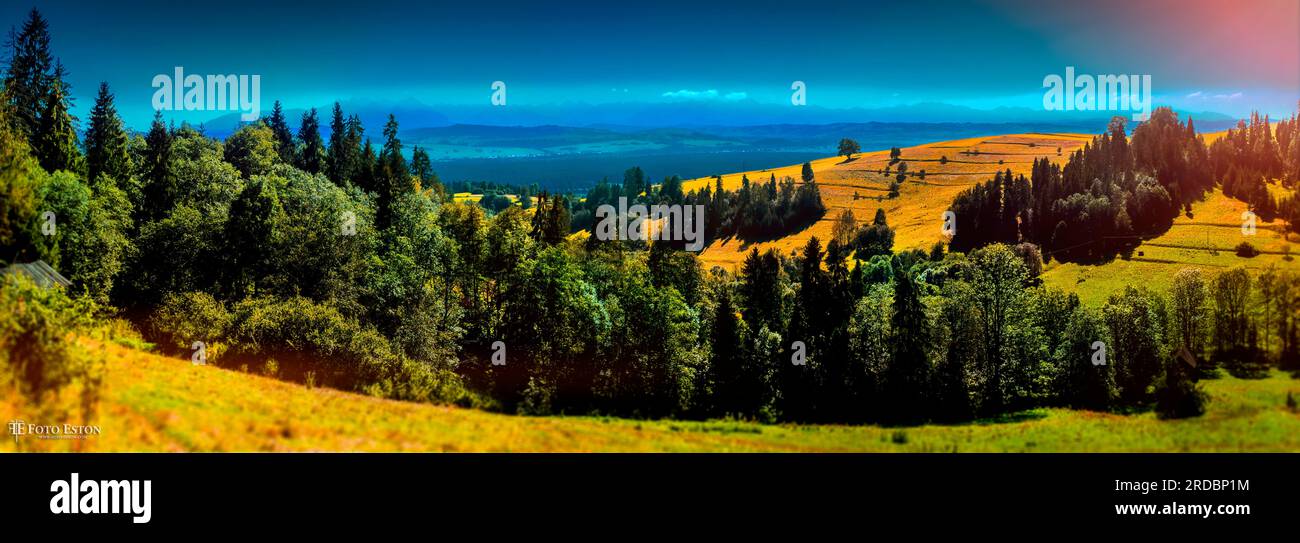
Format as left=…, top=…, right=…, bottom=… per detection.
left=2, top=8, right=53, bottom=144
left=295, top=108, right=325, bottom=174
left=410, top=146, right=433, bottom=182
left=737, top=248, right=782, bottom=333
left=380, top=114, right=406, bottom=177
left=139, top=111, right=175, bottom=222
left=531, top=192, right=550, bottom=242
left=785, top=237, right=828, bottom=417
left=35, top=63, right=81, bottom=174
left=709, top=287, right=746, bottom=417
left=327, top=110, right=365, bottom=187
left=266, top=100, right=295, bottom=164
left=623, top=166, right=646, bottom=199
left=547, top=194, right=570, bottom=244
left=84, top=82, right=131, bottom=186
left=325, top=102, right=348, bottom=184
left=887, top=256, right=930, bottom=422
left=358, top=137, right=377, bottom=193
left=801, top=161, right=814, bottom=183
left=820, top=239, right=857, bottom=416
left=376, top=114, right=407, bottom=231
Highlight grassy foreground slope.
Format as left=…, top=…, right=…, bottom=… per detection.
left=3, top=335, right=1297, bottom=452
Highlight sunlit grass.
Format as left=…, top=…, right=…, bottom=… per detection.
left=4, top=335, right=1296, bottom=452
left=1042, top=187, right=1294, bottom=306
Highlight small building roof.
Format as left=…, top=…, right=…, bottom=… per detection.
left=1, top=260, right=72, bottom=289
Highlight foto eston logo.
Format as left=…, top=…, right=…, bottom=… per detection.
left=153, top=66, right=261, bottom=121
left=50, top=473, right=152, bottom=524
left=8, top=419, right=25, bottom=444
left=7, top=420, right=102, bottom=443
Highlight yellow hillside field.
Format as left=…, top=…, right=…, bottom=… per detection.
left=682, top=133, right=1094, bottom=270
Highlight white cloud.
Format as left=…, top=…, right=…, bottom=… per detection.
left=661, top=89, right=747, bottom=101
left=1186, top=91, right=1202, bottom=98
left=663, top=89, right=718, bottom=99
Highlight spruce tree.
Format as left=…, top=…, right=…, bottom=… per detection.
left=139, top=111, right=175, bottom=222
left=2, top=8, right=53, bottom=143
left=410, top=146, right=433, bottom=182
left=345, top=115, right=364, bottom=156
left=887, top=256, right=930, bottom=422
left=84, top=82, right=131, bottom=186
left=380, top=114, right=406, bottom=177
left=376, top=114, right=406, bottom=231
left=325, top=102, right=348, bottom=184
left=295, top=108, right=325, bottom=174
left=266, top=100, right=295, bottom=163
left=35, top=63, right=81, bottom=174
left=544, top=194, right=570, bottom=245
left=734, top=248, right=778, bottom=333
left=358, top=138, right=377, bottom=193
left=530, top=192, right=550, bottom=242
left=709, top=288, right=746, bottom=417
left=786, top=237, right=828, bottom=417
left=622, top=166, right=646, bottom=200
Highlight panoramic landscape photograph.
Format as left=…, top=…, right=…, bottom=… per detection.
left=1, top=0, right=1298, bottom=462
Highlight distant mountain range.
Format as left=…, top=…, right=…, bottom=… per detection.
left=178, top=101, right=1241, bottom=191
left=190, top=100, right=1238, bottom=141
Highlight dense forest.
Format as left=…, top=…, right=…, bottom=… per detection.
left=570, top=164, right=826, bottom=243
left=3, top=10, right=1297, bottom=427
left=950, top=108, right=1300, bottom=262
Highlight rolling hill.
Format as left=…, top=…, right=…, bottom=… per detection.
left=683, top=132, right=1096, bottom=269
left=683, top=131, right=1295, bottom=308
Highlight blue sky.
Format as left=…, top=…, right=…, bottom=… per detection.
left=3, top=0, right=1297, bottom=129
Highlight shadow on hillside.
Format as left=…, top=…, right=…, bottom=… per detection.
left=728, top=215, right=826, bottom=254
left=917, top=410, right=1049, bottom=429
left=973, top=410, right=1048, bottom=425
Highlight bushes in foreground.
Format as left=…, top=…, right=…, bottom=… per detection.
left=147, top=293, right=483, bottom=407
left=1156, top=357, right=1207, bottom=419
left=0, top=275, right=104, bottom=425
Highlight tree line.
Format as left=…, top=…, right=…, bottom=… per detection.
left=571, top=163, right=826, bottom=243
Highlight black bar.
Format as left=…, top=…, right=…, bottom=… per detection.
left=1, top=453, right=1291, bottom=534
